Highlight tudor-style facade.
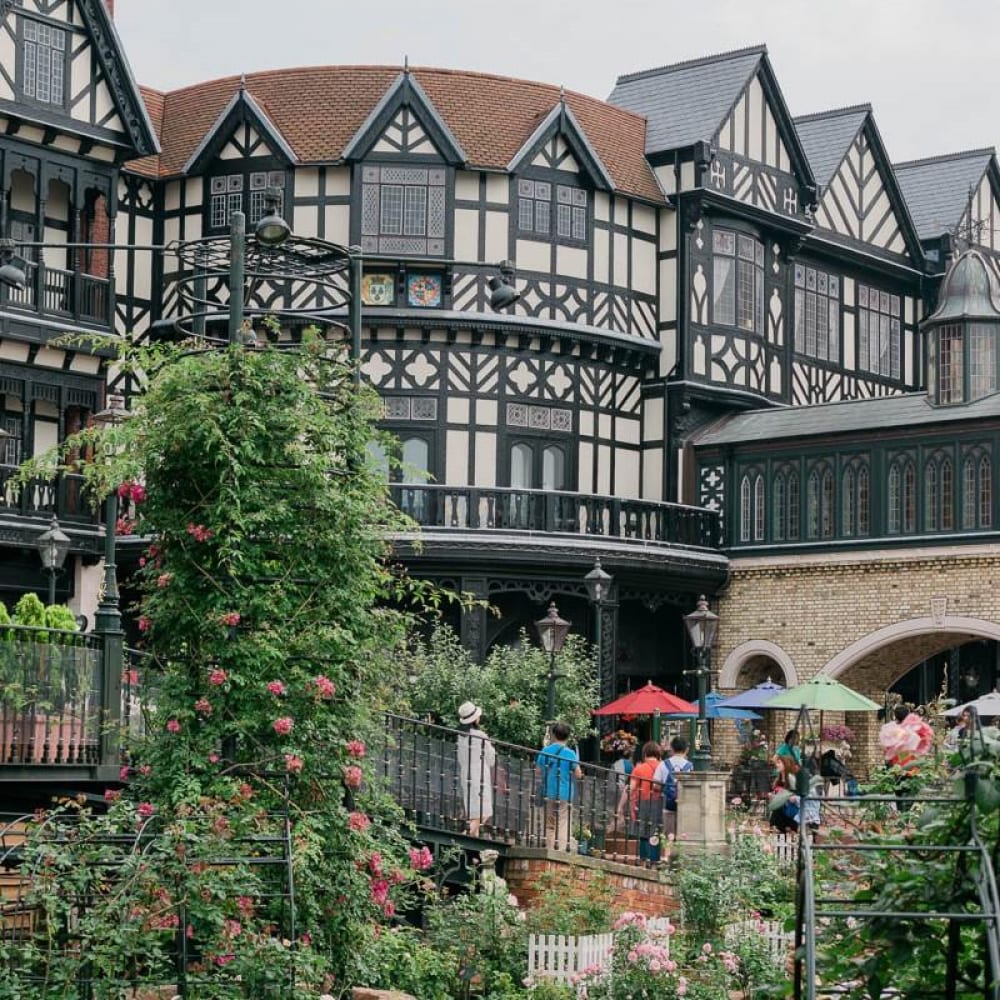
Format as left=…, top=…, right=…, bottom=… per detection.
left=0, top=0, right=156, bottom=614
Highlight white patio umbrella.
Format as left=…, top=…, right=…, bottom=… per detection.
left=944, top=690, right=1000, bottom=718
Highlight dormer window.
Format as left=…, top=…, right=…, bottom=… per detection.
left=207, top=170, right=286, bottom=232
left=515, top=178, right=588, bottom=245
left=923, top=249, right=1000, bottom=406
left=360, top=166, right=447, bottom=257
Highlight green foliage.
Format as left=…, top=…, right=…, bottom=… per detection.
left=4, top=337, right=440, bottom=996
left=523, top=867, right=615, bottom=936
left=350, top=925, right=458, bottom=1000
left=388, top=622, right=598, bottom=747
left=43, top=604, right=78, bottom=636
left=13, top=591, right=47, bottom=643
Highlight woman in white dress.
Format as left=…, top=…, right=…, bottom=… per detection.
left=456, top=701, right=495, bottom=837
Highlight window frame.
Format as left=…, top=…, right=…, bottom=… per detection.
left=18, top=12, right=68, bottom=111
left=204, top=165, right=289, bottom=236
left=712, top=227, right=765, bottom=334
left=514, top=173, right=590, bottom=248
left=857, top=283, right=902, bottom=380
left=793, top=263, right=841, bottom=363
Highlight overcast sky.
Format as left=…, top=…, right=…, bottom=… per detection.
left=114, top=0, right=992, bottom=165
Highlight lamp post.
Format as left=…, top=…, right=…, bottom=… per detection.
left=683, top=594, right=719, bottom=772
left=584, top=557, right=613, bottom=704
left=535, top=601, right=571, bottom=740
left=36, top=515, right=71, bottom=605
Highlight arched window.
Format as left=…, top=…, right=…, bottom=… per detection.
left=753, top=475, right=765, bottom=541
left=941, top=460, right=954, bottom=530
left=773, top=473, right=786, bottom=541
left=542, top=445, right=565, bottom=492
left=821, top=469, right=834, bottom=538
left=963, top=457, right=977, bottom=529
left=858, top=465, right=870, bottom=535
left=740, top=475, right=751, bottom=542
left=806, top=470, right=820, bottom=539
left=787, top=472, right=800, bottom=540
left=400, top=437, right=431, bottom=521
left=842, top=467, right=856, bottom=537
left=903, top=461, right=916, bottom=532
left=510, top=443, right=532, bottom=489
left=981, top=456, right=993, bottom=528
left=924, top=461, right=938, bottom=531
left=888, top=465, right=901, bottom=533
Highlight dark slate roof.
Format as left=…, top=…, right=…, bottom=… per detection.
left=894, top=148, right=993, bottom=240
left=692, top=391, right=1000, bottom=447
left=793, top=105, right=870, bottom=188
left=609, top=45, right=765, bottom=154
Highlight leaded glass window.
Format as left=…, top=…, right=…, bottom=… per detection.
left=924, top=462, right=938, bottom=532
left=773, top=473, right=786, bottom=541
left=209, top=171, right=285, bottom=232
left=888, top=465, right=901, bottom=533
left=969, top=324, right=997, bottom=401
left=753, top=475, right=765, bottom=541
left=858, top=284, right=902, bottom=379
left=740, top=475, right=751, bottom=543
left=517, top=179, right=587, bottom=244
left=22, top=17, right=66, bottom=106
left=858, top=466, right=870, bottom=535
left=794, top=264, right=840, bottom=362
left=937, top=324, right=964, bottom=404
left=712, top=228, right=763, bottom=333
left=888, top=458, right=915, bottom=534
left=981, top=456, right=993, bottom=528
left=963, top=458, right=977, bottom=529
left=787, top=472, right=800, bottom=541
left=361, top=165, right=447, bottom=256
left=903, top=462, right=916, bottom=532
left=807, top=471, right=820, bottom=540
left=942, top=460, right=954, bottom=530
left=842, top=468, right=855, bottom=537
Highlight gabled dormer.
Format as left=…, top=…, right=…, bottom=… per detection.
left=795, top=105, right=923, bottom=266
left=182, top=82, right=296, bottom=237
left=609, top=45, right=815, bottom=221
left=506, top=98, right=613, bottom=249
left=0, top=0, right=157, bottom=162
left=345, top=70, right=465, bottom=259
left=895, top=148, right=1000, bottom=270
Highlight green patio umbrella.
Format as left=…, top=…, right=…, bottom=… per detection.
left=764, top=676, right=879, bottom=712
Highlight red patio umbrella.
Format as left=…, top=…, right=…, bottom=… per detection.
left=593, top=681, right=698, bottom=717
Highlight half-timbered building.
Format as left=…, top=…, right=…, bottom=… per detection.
left=0, top=0, right=156, bottom=614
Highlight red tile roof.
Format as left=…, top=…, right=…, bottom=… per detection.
left=127, top=65, right=663, bottom=202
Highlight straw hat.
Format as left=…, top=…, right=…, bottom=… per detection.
left=458, top=701, right=483, bottom=726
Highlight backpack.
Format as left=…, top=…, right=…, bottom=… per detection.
left=662, top=758, right=678, bottom=808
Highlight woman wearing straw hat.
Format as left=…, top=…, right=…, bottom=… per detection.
left=456, top=701, right=496, bottom=837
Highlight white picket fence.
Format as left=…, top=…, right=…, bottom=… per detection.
left=725, top=916, right=795, bottom=963
left=527, top=917, right=674, bottom=984
left=764, top=831, right=799, bottom=867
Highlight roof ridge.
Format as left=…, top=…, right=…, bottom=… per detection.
left=894, top=147, right=996, bottom=170
left=614, top=44, right=766, bottom=85
left=794, top=103, right=871, bottom=124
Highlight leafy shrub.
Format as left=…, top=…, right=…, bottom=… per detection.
left=523, top=867, right=615, bottom=936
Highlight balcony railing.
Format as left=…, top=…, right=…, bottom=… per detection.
left=0, top=625, right=104, bottom=767
left=0, top=260, right=113, bottom=329
left=388, top=484, right=723, bottom=549
left=0, top=466, right=94, bottom=525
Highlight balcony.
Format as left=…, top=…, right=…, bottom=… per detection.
left=387, top=484, right=723, bottom=551
left=0, top=260, right=114, bottom=330
left=0, top=467, right=95, bottom=527
left=0, top=625, right=127, bottom=782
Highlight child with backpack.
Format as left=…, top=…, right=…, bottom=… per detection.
left=655, top=736, right=694, bottom=836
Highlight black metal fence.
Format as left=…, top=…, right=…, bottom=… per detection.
left=380, top=713, right=673, bottom=864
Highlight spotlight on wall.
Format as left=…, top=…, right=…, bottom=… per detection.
left=254, top=188, right=291, bottom=247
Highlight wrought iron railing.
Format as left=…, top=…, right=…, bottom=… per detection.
left=0, top=260, right=114, bottom=329
left=0, top=625, right=104, bottom=767
left=381, top=713, right=672, bottom=865
left=0, top=465, right=94, bottom=524
left=388, top=484, right=723, bottom=549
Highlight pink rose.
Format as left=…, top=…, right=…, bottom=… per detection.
left=138, top=616, right=152, bottom=633
left=138, top=802, right=155, bottom=818
left=348, top=811, right=370, bottom=833
left=156, top=573, right=172, bottom=588
left=194, top=698, right=212, bottom=716
left=369, top=877, right=389, bottom=905
left=117, top=482, right=131, bottom=499
left=347, top=739, right=366, bottom=758
left=166, top=719, right=181, bottom=733
left=284, top=753, right=304, bottom=773
left=208, top=752, right=220, bottom=764
left=130, top=483, right=147, bottom=504
left=272, top=716, right=293, bottom=736
left=266, top=680, right=286, bottom=696
left=220, top=612, right=241, bottom=627
left=343, top=765, right=363, bottom=789
left=408, top=846, right=433, bottom=871
left=104, top=788, right=121, bottom=802
left=120, top=765, right=130, bottom=781
left=900, top=712, right=934, bottom=756
left=208, top=668, right=227, bottom=686
left=313, top=675, right=335, bottom=700
left=879, top=721, right=919, bottom=762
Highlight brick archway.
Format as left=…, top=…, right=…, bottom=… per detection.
left=719, top=639, right=799, bottom=689
left=819, top=615, right=1000, bottom=691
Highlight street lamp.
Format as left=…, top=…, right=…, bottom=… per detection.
left=535, top=601, right=571, bottom=738
left=683, top=594, right=719, bottom=772
left=584, top=557, right=613, bottom=704
left=36, top=515, right=71, bottom=606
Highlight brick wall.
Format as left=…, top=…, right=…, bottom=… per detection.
left=712, top=543, right=1000, bottom=776
left=502, top=848, right=677, bottom=919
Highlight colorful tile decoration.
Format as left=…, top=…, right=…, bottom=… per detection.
left=361, top=273, right=396, bottom=307
left=406, top=272, right=443, bottom=308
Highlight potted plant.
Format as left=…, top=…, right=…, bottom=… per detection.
left=575, top=824, right=593, bottom=855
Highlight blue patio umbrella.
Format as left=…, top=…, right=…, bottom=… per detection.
left=713, top=679, right=786, bottom=711
left=664, top=691, right=762, bottom=720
